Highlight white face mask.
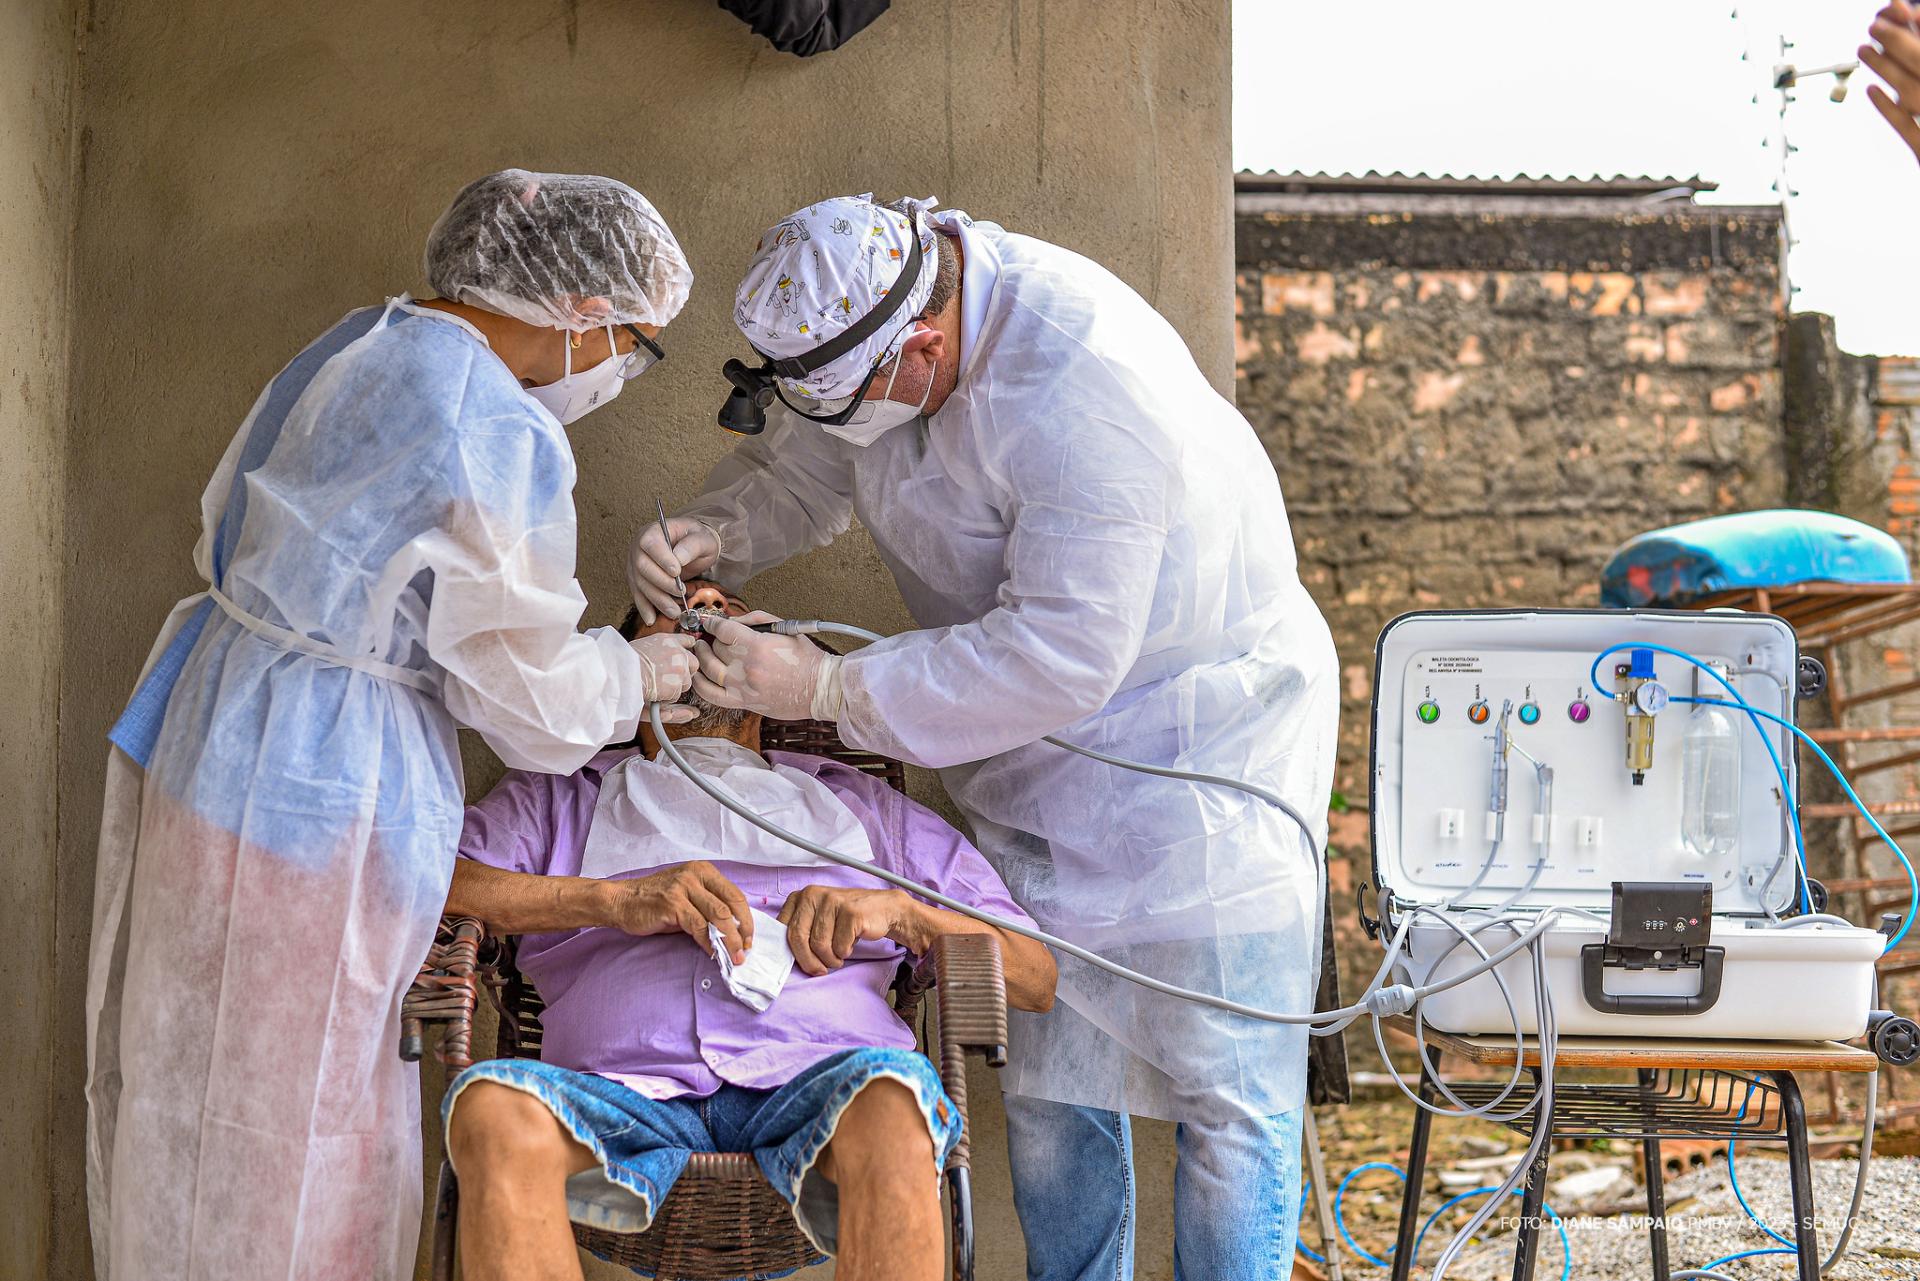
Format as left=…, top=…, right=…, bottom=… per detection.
left=526, top=325, right=626, bottom=425
left=820, top=353, right=937, bottom=447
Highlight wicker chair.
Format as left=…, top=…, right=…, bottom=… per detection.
left=400, top=719, right=1010, bottom=1281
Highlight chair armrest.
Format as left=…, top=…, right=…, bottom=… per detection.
left=922, top=933, right=1009, bottom=1068
left=914, top=933, right=1009, bottom=1174
left=400, top=916, right=487, bottom=1071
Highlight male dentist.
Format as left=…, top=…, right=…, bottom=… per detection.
left=631, top=195, right=1338, bottom=1279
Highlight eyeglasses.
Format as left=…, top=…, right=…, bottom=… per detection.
left=773, top=360, right=886, bottom=425
left=770, top=317, right=921, bottom=425
left=618, top=323, right=667, bottom=381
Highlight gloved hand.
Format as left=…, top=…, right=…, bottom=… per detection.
left=692, top=612, right=844, bottom=723
left=632, top=632, right=700, bottom=724
left=629, top=515, right=723, bottom=624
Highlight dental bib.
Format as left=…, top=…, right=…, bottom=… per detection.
left=580, top=738, right=876, bottom=879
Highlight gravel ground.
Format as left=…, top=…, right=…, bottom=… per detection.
left=1299, top=1093, right=1920, bottom=1280
left=1419, top=1154, right=1920, bottom=1280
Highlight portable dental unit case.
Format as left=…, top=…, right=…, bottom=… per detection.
left=1366, top=609, right=1885, bottom=1041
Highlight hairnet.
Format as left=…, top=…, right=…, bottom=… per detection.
left=732, top=195, right=939, bottom=401
left=425, top=169, right=693, bottom=332
left=87, top=296, right=661, bottom=1281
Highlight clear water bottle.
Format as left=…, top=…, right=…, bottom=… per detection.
left=1682, top=699, right=1740, bottom=860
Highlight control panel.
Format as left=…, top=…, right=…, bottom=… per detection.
left=1372, top=611, right=1801, bottom=916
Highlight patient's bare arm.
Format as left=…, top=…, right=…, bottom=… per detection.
left=777, top=884, right=1058, bottom=1012
left=447, top=859, right=755, bottom=963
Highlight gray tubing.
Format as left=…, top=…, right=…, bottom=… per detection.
left=776, top=618, right=1330, bottom=847
left=1819, top=1067, right=1874, bottom=1273
left=687, top=621, right=1877, bottom=1276
left=675, top=621, right=1548, bottom=1273
left=645, top=702, right=1556, bottom=1026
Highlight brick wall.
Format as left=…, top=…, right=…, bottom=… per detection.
left=1233, top=195, right=1787, bottom=910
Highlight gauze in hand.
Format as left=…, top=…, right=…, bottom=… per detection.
left=709, top=906, right=795, bottom=1012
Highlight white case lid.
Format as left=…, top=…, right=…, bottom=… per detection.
left=1370, top=609, right=1801, bottom=917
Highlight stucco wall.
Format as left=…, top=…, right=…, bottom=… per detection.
left=0, top=0, right=76, bottom=1276
left=50, top=2, right=1231, bottom=1277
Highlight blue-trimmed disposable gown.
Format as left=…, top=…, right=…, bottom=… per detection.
left=682, top=217, right=1341, bottom=1124
left=84, top=300, right=649, bottom=1280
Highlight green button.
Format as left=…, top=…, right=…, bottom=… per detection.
left=1518, top=702, right=1541, bottom=725
left=1417, top=701, right=1440, bottom=724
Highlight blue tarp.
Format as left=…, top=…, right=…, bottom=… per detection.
left=1599, top=509, right=1911, bottom=608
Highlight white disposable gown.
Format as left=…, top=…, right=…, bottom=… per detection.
left=683, top=219, right=1340, bottom=1123
left=85, top=299, right=650, bottom=1279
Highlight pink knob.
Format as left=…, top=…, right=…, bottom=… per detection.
left=1567, top=700, right=1592, bottom=724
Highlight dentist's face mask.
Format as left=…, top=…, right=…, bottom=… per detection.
left=527, top=324, right=659, bottom=425
left=819, top=346, right=938, bottom=447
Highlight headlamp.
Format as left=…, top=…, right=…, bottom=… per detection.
left=715, top=213, right=927, bottom=436
left=718, top=359, right=777, bottom=436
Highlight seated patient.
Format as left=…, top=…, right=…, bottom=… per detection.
left=442, top=581, right=1057, bottom=1281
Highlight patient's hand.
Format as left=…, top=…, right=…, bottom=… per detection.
left=608, top=860, right=754, bottom=964
left=778, top=885, right=915, bottom=976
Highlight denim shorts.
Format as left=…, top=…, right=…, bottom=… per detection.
left=443, top=1047, right=961, bottom=1267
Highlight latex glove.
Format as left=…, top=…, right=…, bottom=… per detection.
left=692, top=611, right=844, bottom=722
left=629, top=515, right=723, bottom=624
left=632, top=632, right=700, bottom=724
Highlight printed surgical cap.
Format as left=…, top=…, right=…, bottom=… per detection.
left=425, top=169, right=693, bottom=332
left=732, top=195, right=939, bottom=401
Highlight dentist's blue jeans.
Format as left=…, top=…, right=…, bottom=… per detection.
left=1004, top=1094, right=1303, bottom=1281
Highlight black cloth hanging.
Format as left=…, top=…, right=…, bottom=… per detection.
left=714, top=0, right=891, bottom=56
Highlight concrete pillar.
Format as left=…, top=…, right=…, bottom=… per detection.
left=0, top=0, right=77, bottom=1277
left=1783, top=310, right=1881, bottom=520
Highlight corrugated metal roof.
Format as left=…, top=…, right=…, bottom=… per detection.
left=1234, top=170, right=1718, bottom=199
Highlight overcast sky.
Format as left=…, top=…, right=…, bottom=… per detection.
left=1234, top=1, right=1917, bottom=355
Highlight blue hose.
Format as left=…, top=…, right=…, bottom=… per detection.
left=1326, top=1165, right=1571, bottom=1276
left=1696, top=1245, right=1797, bottom=1272
left=1725, top=1138, right=1795, bottom=1251
left=1296, top=1183, right=1326, bottom=1263
left=1333, top=1163, right=1406, bottom=1266
left=1721, top=1081, right=1795, bottom=1251
left=1410, top=1186, right=1572, bottom=1281
left=1673, top=693, right=1920, bottom=952
left=1589, top=642, right=1810, bottom=913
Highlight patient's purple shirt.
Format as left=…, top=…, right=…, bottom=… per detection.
left=457, top=745, right=1032, bottom=1098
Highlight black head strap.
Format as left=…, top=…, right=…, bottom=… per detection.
left=757, top=215, right=926, bottom=381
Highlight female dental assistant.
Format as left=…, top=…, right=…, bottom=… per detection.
left=84, top=170, right=700, bottom=1281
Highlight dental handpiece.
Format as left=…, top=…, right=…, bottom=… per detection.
left=679, top=607, right=777, bottom=637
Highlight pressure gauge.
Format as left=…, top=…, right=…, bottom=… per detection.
left=1632, top=681, right=1670, bottom=716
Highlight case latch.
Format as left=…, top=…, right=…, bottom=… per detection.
left=1580, top=881, right=1725, bottom=1016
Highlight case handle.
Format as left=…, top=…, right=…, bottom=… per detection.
left=1580, top=944, right=1725, bottom=1015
